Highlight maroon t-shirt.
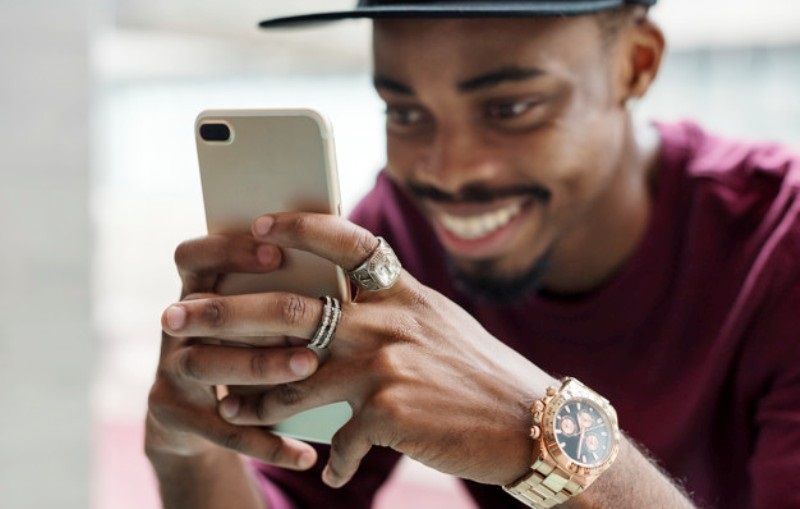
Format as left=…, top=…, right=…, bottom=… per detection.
left=256, top=121, right=800, bottom=508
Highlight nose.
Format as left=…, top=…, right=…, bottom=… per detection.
left=416, top=124, right=502, bottom=194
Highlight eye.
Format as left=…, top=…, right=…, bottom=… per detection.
left=386, top=105, right=427, bottom=126
left=485, top=99, right=540, bottom=120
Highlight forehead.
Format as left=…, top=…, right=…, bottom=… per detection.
left=371, top=17, right=605, bottom=80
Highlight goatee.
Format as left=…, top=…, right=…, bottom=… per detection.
left=447, top=252, right=552, bottom=304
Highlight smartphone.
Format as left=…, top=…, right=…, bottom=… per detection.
left=195, top=108, right=352, bottom=443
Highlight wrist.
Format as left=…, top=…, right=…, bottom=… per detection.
left=504, top=377, right=621, bottom=508
left=146, top=436, right=268, bottom=509
left=148, top=445, right=244, bottom=482
left=144, top=412, right=219, bottom=464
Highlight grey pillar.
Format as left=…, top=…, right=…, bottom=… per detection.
left=0, top=2, right=92, bottom=508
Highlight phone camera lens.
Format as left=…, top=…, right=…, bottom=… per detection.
left=200, top=123, right=232, bottom=142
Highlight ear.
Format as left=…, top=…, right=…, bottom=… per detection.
left=616, top=18, right=665, bottom=104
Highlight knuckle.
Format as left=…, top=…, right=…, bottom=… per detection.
left=351, top=230, right=377, bottom=263
left=379, top=314, right=420, bottom=346
left=369, top=348, right=397, bottom=372
left=208, top=237, right=233, bottom=267
left=369, top=388, right=406, bottom=424
left=277, top=294, right=309, bottom=327
left=147, top=384, right=167, bottom=417
left=177, top=349, right=202, bottom=380
left=249, top=351, right=269, bottom=379
left=147, top=382, right=180, bottom=425
left=262, top=441, right=288, bottom=466
left=276, top=383, right=305, bottom=406
left=221, top=430, right=244, bottom=452
left=148, top=401, right=173, bottom=427
left=201, top=298, right=228, bottom=328
left=288, top=214, right=312, bottom=237
left=173, top=240, right=193, bottom=268
left=255, top=392, right=269, bottom=422
left=407, top=286, right=433, bottom=311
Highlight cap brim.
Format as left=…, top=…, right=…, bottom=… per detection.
left=259, top=0, right=640, bottom=29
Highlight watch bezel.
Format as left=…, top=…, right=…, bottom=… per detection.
left=539, top=380, right=621, bottom=481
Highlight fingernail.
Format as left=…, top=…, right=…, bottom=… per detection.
left=290, top=352, right=313, bottom=377
left=254, top=216, right=275, bottom=237
left=220, top=396, right=241, bottom=419
left=257, top=244, right=275, bottom=266
left=165, top=306, right=186, bottom=330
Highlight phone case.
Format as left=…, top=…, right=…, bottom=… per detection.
left=195, top=108, right=352, bottom=443
left=196, top=108, right=351, bottom=300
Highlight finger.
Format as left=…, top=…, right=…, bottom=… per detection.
left=218, top=363, right=353, bottom=426
left=324, top=419, right=374, bottom=488
left=204, top=413, right=317, bottom=470
left=173, top=344, right=319, bottom=386
left=162, top=292, right=324, bottom=340
left=252, top=213, right=380, bottom=272
left=147, top=383, right=316, bottom=469
left=175, top=234, right=283, bottom=294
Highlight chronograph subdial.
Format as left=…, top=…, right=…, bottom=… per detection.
left=558, top=416, right=578, bottom=436
left=553, top=398, right=613, bottom=467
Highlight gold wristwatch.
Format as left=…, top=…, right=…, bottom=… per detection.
left=503, top=377, right=621, bottom=508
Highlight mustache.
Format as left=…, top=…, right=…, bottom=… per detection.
left=407, top=181, right=552, bottom=205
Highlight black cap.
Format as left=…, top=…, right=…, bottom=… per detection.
left=260, top=0, right=658, bottom=29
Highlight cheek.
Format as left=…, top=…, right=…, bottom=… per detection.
left=385, top=137, right=418, bottom=180
left=532, top=114, right=626, bottom=203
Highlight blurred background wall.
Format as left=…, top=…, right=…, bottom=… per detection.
left=0, top=1, right=92, bottom=508
left=1, top=1, right=798, bottom=508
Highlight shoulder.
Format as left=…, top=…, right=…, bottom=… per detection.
left=657, top=120, right=800, bottom=193
left=656, top=121, right=800, bottom=251
left=655, top=121, right=800, bottom=316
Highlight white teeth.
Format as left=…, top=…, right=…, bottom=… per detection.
left=439, top=202, right=522, bottom=240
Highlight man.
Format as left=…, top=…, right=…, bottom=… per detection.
left=145, top=1, right=800, bottom=508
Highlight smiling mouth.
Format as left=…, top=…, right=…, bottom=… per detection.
left=438, top=201, right=524, bottom=241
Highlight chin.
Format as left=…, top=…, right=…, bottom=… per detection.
left=447, top=252, right=552, bottom=303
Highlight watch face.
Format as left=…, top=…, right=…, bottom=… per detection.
left=553, top=398, right=614, bottom=467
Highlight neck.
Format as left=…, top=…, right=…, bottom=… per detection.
left=541, top=119, right=661, bottom=296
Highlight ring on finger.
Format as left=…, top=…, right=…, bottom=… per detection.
left=347, top=237, right=402, bottom=292
left=308, top=295, right=342, bottom=350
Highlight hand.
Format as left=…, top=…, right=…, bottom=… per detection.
left=145, top=233, right=320, bottom=470
left=161, top=213, right=558, bottom=488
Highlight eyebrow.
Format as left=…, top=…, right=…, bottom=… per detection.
left=458, top=66, right=545, bottom=93
left=373, top=66, right=546, bottom=96
left=373, top=76, right=414, bottom=95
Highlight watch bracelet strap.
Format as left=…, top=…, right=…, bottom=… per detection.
left=503, top=458, right=584, bottom=508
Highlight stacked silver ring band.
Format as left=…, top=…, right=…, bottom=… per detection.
left=308, top=296, right=342, bottom=350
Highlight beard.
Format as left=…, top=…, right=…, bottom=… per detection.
left=447, top=251, right=552, bottom=304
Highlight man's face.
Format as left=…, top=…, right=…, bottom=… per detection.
left=372, top=16, right=633, bottom=297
